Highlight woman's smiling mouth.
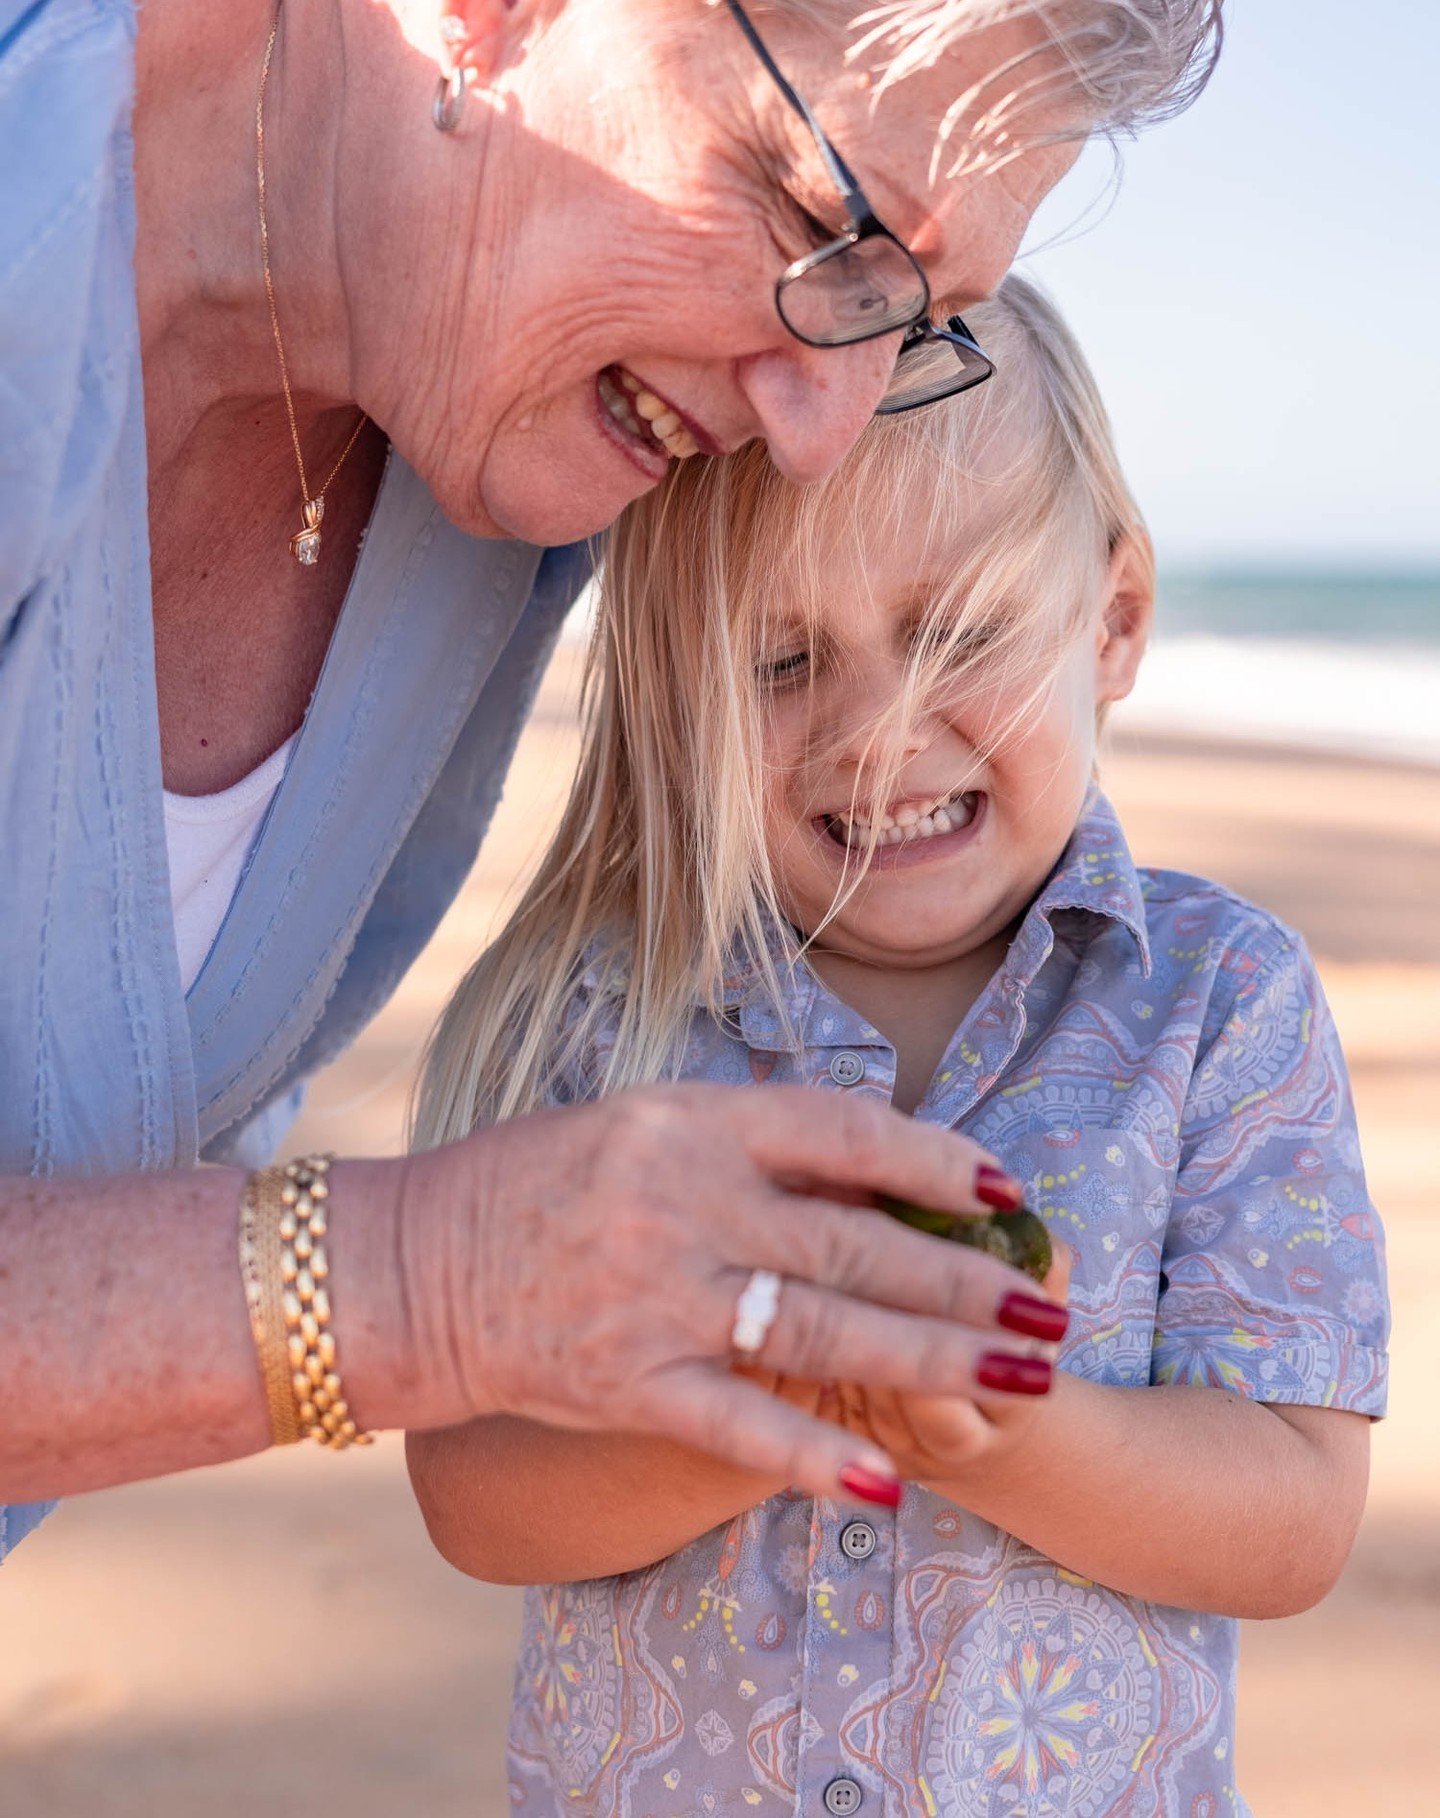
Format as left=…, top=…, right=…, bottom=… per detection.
left=814, top=788, right=987, bottom=869
left=597, top=366, right=702, bottom=470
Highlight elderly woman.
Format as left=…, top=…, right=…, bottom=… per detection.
left=0, top=0, right=1220, bottom=1560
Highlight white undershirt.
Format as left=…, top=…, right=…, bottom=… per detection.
left=163, top=736, right=296, bottom=992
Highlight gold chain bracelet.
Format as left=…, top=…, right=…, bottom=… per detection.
left=239, top=1154, right=372, bottom=1449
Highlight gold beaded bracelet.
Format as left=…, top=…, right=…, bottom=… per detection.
left=239, top=1153, right=372, bottom=1450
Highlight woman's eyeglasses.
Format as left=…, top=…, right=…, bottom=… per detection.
left=723, top=0, right=995, bottom=415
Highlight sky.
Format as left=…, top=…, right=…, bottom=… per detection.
left=1016, top=0, right=1440, bottom=569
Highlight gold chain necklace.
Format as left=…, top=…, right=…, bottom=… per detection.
left=256, top=0, right=368, bottom=565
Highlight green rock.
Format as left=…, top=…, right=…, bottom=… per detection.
left=878, top=1194, right=1053, bottom=1285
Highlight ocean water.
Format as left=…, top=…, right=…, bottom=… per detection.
left=1157, top=571, right=1440, bottom=648
left=1115, top=569, right=1440, bottom=765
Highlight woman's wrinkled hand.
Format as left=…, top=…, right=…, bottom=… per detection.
left=390, top=1082, right=1067, bottom=1505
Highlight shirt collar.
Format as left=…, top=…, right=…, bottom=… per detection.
left=640, top=786, right=1152, bottom=1053
left=710, top=912, right=889, bottom=1057
left=1016, top=784, right=1152, bottom=980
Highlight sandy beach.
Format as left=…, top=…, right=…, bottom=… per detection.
left=2, top=643, right=1436, bottom=1816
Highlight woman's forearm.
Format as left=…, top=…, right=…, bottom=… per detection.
left=0, top=1158, right=441, bottom=1499
left=407, top=1416, right=785, bottom=1584
left=2, top=1085, right=1096, bottom=1512
left=934, top=1376, right=1369, bottom=1618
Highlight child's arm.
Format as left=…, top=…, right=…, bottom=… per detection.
left=406, top=1408, right=799, bottom=1585
left=854, top=932, right=1385, bottom=1620
left=852, top=1377, right=1369, bottom=1618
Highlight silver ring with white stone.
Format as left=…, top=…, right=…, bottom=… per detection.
left=730, top=1268, right=783, bottom=1359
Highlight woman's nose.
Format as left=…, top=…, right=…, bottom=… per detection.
left=736, top=334, right=899, bottom=483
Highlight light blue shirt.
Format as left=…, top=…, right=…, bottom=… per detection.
left=0, top=0, right=590, bottom=1559
left=508, top=791, right=1388, bottom=1818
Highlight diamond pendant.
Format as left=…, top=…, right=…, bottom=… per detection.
left=290, top=496, right=324, bottom=565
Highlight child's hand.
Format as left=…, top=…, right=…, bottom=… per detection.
left=827, top=1239, right=1072, bottom=1493
left=733, top=1365, right=841, bottom=1424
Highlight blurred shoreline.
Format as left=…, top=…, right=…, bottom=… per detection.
left=1131, top=567, right=1440, bottom=766
left=2, top=643, right=1436, bottom=1816
left=1116, top=636, right=1440, bottom=768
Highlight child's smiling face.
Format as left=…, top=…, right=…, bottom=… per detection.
left=758, top=519, right=1153, bottom=971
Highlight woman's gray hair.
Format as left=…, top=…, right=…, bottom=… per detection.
left=777, top=2, right=1223, bottom=159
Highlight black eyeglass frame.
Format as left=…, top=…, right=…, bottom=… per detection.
left=723, top=0, right=930, bottom=347
left=875, top=314, right=995, bottom=414
left=723, top=0, right=995, bottom=414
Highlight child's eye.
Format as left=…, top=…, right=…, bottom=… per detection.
left=929, top=622, right=1004, bottom=665
left=757, top=648, right=812, bottom=690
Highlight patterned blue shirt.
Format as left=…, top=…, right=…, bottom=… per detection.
left=506, top=789, right=1388, bottom=1818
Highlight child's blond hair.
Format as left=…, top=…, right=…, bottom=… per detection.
left=413, top=273, right=1150, bottom=1144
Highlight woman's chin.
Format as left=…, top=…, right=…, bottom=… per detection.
left=472, top=442, right=663, bottom=545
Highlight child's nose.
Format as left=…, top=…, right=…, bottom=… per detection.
left=827, top=663, right=931, bottom=771
left=734, top=335, right=899, bottom=484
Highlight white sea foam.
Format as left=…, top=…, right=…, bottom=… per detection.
left=1112, top=636, right=1440, bottom=768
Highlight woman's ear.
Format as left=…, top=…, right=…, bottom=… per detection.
left=1094, top=530, right=1155, bottom=707
left=441, top=1, right=549, bottom=80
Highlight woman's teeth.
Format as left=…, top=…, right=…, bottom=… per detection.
left=600, top=368, right=700, bottom=460
left=831, top=790, right=979, bottom=848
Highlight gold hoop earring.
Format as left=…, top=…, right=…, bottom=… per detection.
left=433, top=13, right=467, bottom=132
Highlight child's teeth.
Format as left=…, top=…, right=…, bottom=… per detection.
left=836, top=791, right=977, bottom=848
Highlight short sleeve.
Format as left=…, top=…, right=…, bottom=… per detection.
left=1152, top=935, right=1388, bottom=1416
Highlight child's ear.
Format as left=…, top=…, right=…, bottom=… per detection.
left=1094, top=531, right=1155, bottom=707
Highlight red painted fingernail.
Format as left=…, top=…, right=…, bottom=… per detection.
left=976, top=1352, right=1054, bottom=1395
left=838, top=1463, right=903, bottom=1508
left=997, top=1292, right=1070, bottom=1343
left=975, top=1164, right=1024, bottom=1211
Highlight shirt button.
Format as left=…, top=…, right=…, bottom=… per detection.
left=823, top=1776, right=864, bottom=1815
left=829, top=1051, right=865, bottom=1087
left=839, top=1519, right=877, bottom=1562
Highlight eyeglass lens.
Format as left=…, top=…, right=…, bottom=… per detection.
left=722, top=1, right=992, bottom=413
left=778, top=236, right=929, bottom=346
left=877, top=335, right=994, bottom=415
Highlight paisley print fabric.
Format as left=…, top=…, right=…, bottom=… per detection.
left=507, top=790, right=1388, bottom=1816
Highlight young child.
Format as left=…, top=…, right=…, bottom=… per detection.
left=407, top=276, right=1388, bottom=1818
